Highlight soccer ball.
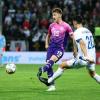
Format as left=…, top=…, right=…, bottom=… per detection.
left=6, top=63, right=16, bottom=74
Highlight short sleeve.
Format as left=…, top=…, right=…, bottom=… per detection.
left=74, top=31, right=82, bottom=43
left=66, top=24, right=73, bottom=36
left=48, top=26, right=51, bottom=36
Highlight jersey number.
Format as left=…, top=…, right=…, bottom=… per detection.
left=86, top=36, right=94, bottom=49
left=53, top=30, right=60, bottom=37
left=57, top=51, right=63, bottom=58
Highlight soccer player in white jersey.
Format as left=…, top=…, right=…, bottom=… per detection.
left=0, top=33, right=6, bottom=67
left=48, top=15, right=100, bottom=86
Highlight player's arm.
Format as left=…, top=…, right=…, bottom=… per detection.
left=79, top=39, right=94, bottom=63
left=69, top=32, right=78, bottom=57
left=73, top=38, right=78, bottom=57
left=79, top=39, right=87, bottom=56
left=45, top=25, right=51, bottom=49
left=66, top=24, right=77, bottom=57
left=74, top=30, right=87, bottom=57
left=45, top=34, right=50, bottom=49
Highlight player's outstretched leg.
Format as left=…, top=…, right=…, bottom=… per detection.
left=48, top=58, right=77, bottom=84
left=88, top=70, right=100, bottom=84
left=37, top=60, right=54, bottom=86
left=37, top=66, right=55, bottom=87
left=37, top=67, right=43, bottom=78
left=48, top=61, right=68, bottom=83
left=37, top=60, right=54, bottom=77
left=37, top=55, right=60, bottom=91
left=38, top=76, right=54, bottom=86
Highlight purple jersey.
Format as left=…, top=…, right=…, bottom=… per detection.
left=48, top=21, right=73, bottom=49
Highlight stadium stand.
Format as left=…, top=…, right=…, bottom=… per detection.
left=2, top=0, right=100, bottom=51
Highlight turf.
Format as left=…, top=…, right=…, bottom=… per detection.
left=0, top=64, right=100, bottom=100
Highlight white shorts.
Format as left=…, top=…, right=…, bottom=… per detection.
left=66, top=57, right=95, bottom=71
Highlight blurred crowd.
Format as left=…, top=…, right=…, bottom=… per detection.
left=2, top=0, right=100, bottom=51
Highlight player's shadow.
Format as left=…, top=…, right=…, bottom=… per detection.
left=30, top=87, right=67, bottom=95
left=30, top=77, right=67, bottom=95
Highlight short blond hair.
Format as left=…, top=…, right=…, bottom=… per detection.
left=52, top=8, right=62, bottom=14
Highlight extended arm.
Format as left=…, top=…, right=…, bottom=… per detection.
left=70, top=34, right=78, bottom=57
left=79, top=39, right=87, bottom=57
left=73, top=39, right=78, bottom=57
left=79, top=39, right=94, bottom=63
left=45, top=34, right=50, bottom=49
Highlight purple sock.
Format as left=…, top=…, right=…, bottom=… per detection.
left=43, top=60, right=54, bottom=72
left=43, top=60, right=54, bottom=77
left=47, top=67, right=54, bottom=78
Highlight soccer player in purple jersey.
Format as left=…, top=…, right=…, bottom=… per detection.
left=37, top=8, right=74, bottom=91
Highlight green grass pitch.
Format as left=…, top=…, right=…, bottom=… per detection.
left=0, top=64, right=100, bottom=100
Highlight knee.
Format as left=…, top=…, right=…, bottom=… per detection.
left=50, top=55, right=58, bottom=62
left=60, top=61, right=68, bottom=69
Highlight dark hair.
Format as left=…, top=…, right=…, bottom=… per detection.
left=73, top=15, right=83, bottom=24
left=52, top=8, right=62, bottom=14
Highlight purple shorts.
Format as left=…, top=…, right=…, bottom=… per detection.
left=46, top=47, right=64, bottom=62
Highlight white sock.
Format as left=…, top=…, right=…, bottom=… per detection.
left=48, top=67, right=64, bottom=83
left=93, top=73, right=100, bottom=83
left=52, top=67, right=64, bottom=80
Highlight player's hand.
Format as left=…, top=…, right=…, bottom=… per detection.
left=45, top=44, right=49, bottom=49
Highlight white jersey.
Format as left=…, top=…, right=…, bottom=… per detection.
left=74, top=27, right=96, bottom=62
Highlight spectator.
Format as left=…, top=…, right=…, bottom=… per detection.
left=2, top=0, right=100, bottom=51
left=4, top=13, right=12, bottom=26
